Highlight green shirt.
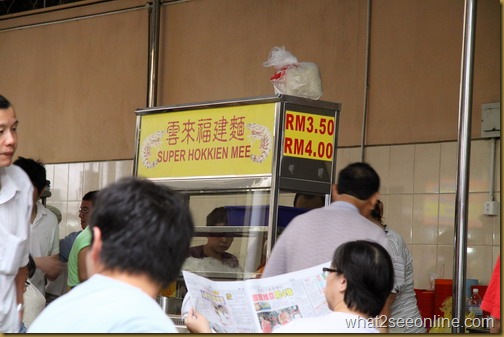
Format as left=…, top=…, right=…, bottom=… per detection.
left=67, top=227, right=92, bottom=287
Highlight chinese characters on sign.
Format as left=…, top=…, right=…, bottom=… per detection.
left=138, top=104, right=275, bottom=178
left=136, top=104, right=336, bottom=179
left=158, top=115, right=250, bottom=163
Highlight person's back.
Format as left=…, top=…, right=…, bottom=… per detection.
left=59, top=231, right=81, bottom=263
left=67, top=226, right=91, bottom=288
left=29, top=177, right=194, bottom=333
left=385, top=226, right=424, bottom=333
left=263, top=162, right=388, bottom=277
left=369, top=200, right=424, bottom=333
left=262, top=202, right=388, bottom=276
left=31, top=273, right=177, bottom=332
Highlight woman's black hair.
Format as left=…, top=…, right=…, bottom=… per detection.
left=332, top=240, right=394, bottom=317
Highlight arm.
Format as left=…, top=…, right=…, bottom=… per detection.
left=490, top=317, right=500, bottom=334
left=77, top=246, right=90, bottom=282
left=261, top=233, right=289, bottom=278
left=376, top=293, right=397, bottom=333
left=15, top=265, right=28, bottom=324
left=33, top=255, right=63, bottom=280
left=185, top=308, right=212, bottom=333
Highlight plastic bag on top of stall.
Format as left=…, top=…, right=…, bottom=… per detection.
left=263, top=46, right=323, bottom=100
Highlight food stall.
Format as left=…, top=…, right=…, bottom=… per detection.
left=133, top=94, right=341, bottom=329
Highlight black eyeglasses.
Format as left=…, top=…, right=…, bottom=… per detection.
left=79, top=208, right=89, bottom=215
left=322, top=267, right=341, bottom=277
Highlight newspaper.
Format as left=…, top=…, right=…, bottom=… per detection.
left=182, top=262, right=331, bottom=333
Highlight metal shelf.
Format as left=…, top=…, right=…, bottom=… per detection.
left=193, top=225, right=283, bottom=238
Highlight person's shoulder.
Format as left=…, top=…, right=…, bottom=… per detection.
left=72, top=227, right=92, bottom=246
left=3, top=165, right=32, bottom=188
left=44, top=205, right=59, bottom=221
left=4, top=164, right=25, bottom=176
left=385, top=227, right=408, bottom=249
left=187, top=244, right=203, bottom=257
left=279, top=206, right=324, bottom=231
left=39, top=203, right=59, bottom=225
left=62, top=231, right=81, bottom=242
left=222, top=252, right=241, bottom=268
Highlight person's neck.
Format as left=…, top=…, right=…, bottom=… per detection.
left=336, top=194, right=369, bottom=216
left=99, top=269, right=161, bottom=298
left=369, top=218, right=385, bottom=230
left=203, top=245, right=222, bottom=260
left=332, top=301, right=370, bottom=319
left=30, top=201, right=38, bottom=224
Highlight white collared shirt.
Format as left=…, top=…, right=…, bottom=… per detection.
left=0, top=165, right=33, bottom=332
left=29, top=200, right=60, bottom=295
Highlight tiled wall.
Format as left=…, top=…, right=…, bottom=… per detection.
left=44, top=139, right=500, bottom=289
left=336, top=139, right=500, bottom=289
left=44, top=161, right=134, bottom=237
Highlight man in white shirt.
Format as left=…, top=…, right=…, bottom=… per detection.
left=0, top=95, right=34, bottom=333
left=14, top=157, right=61, bottom=297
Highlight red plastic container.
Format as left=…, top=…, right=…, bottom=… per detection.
left=434, top=279, right=453, bottom=318
left=414, top=289, right=434, bottom=331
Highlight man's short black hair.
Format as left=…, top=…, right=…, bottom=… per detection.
left=293, top=193, right=325, bottom=208
left=0, top=95, right=11, bottom=109
left=331, top=240, right=394, bottom=317
left=206, top=207, right=228, bottom=227
left=82, top=190, right=99, bottom=204
left=337, top=162, right=380, bottom=200
left=14, top=157, right=47, bottom=196
left=89, top=177, right=194, bottom=288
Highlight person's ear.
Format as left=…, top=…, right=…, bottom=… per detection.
left=86, top=227, right=103, bottom=274
left=336, top=274, right=347, bottom=293
left=331, top=184, right=339, bottom=202
left=91, top=227, right=102, bottom=257
left=369, top=192, right=380, bottom=212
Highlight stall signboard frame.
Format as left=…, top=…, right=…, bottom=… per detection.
left=136, top=102, right=276, bottom=179
left=134, top=94, right=341, bottom=248
left=134, top=95, right=340, bottom=193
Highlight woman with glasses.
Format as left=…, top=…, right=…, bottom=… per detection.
left=185, top=240, right=394, bottom=333
left=273, top=240, right=394, bottom=333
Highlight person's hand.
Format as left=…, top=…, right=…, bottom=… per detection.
left=185, top=308, right=212, bottom=333
left=34, top=255, right=63, bottom=280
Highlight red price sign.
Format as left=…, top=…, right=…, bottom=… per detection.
left=283, top=111, right=335, bottom=161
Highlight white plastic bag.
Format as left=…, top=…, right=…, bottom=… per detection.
left=263, top=46, right=323, bottom=100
